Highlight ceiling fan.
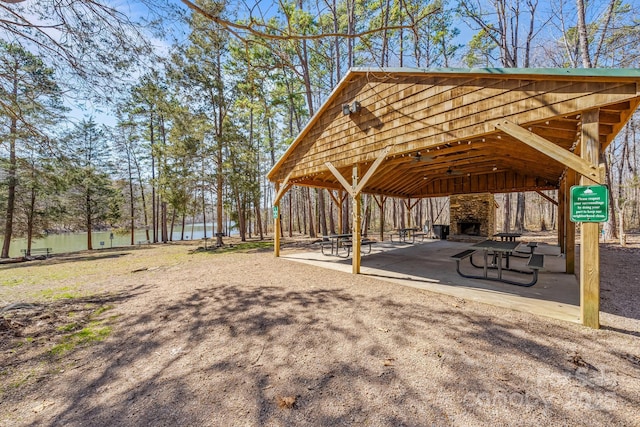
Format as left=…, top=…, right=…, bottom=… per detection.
left=445, top=167, right=463, bottom=176
left=411, top=151, right=434, bottom=162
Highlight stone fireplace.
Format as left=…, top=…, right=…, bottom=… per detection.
left=448, top=193, right=496, bottom=242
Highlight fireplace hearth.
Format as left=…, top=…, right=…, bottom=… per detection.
left=448, top=194, right=496, bottom=242
left=458, top=221, right=481, bottom=236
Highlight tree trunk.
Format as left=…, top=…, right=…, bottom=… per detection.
left=126, top=145, right=135, bottom=246
left=131, top=153, right=150, bottom=242
left=86, top=190, right=93, bottom=250
left=170, top=208, right=176, bottom=242
left=216, top=144, right=224, bottom=247
left=603, top=153, right=617, bottom=239
left=363, top=194, right=372, bottom=236
left=201, top=160, right=208, bottom=240
left=306, top=187, right=316, bottom=238
left=26, top=182, right=36, bottom=256
left=235, top=189, right=246, bottom=241
left=576, top=0, right=593, bottom=68
left=1, top=71, right=19, bottom=259
left=288, top=191, right=293, bottom=237
left=515, top=193, right=526, bottom=231
left=254, top=199, right=264, bottom=240
left=317, top=189, right=328, bottom=237
left=162, top=201, right=168, bottom=243
left=181, top=212, right=186, bottom=240
left=150, top=112, right=157, bottom=243
left=503, top=193, right=512, bottom=231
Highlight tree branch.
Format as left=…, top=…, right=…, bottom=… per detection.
left=180, top=0, right=439, bottom=42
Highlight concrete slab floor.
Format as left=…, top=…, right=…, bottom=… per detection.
left=283, top=239, right=580, bottom=324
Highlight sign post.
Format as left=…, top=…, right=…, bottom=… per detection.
left=273, top=206, right=279, bottom=219
left=570, top=185, right=608, bottom=223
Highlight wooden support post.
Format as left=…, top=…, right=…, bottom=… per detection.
left=580, top=109, right=600, bottom=329
left=557, top=176, right=565, bottom=253
left=403, top=198, right=420, bottom=229
left=352, top=165, right=361, bottom=274
left=274, top=183, right=281, bottom=258
left=566, top=170, right=576, bottom=274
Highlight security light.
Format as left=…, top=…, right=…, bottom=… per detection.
left=342, top=101, right=361, bottom=115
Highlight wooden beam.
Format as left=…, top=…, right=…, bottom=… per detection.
left=327, top=190, right=341, bottom=206
left=274, top=182, right=293, bottom=205
left=325, top=162, right=353, bottom=196
left=580, top=109, right=600, bottom=329
left=535, top=190, right=558, bottom=206
left=274, top=172, right=294, bottom=204
left=403, top=197, right=421, bottom=211
left=274, top=183, right=281, bottom=258
left=495, top=119, right=601, bottom=183
left=352, top=165, right=361, bottom=274
left=353, top=146, right=392, bottom=195
left=402, top=197, right=421, bottom=228
left=372, top=194, right=386, bottom=209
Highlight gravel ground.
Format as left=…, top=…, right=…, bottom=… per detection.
left=1, top=238, right=639, bottom=426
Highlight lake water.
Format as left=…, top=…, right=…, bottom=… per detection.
left=1, top=223, right=226, bottom=258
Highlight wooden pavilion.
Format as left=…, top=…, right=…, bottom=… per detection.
left=267, top=67, right=640, bottom=328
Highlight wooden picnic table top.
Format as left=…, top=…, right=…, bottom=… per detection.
left=473, top=240, right=520, bottom=252
left=493, top=232, right=522, bottom=241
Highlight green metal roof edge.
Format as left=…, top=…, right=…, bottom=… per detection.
left=351, top=66, right=640, bottom=78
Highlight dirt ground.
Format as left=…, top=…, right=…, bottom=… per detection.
left=1, top=234, right=639, bottom=426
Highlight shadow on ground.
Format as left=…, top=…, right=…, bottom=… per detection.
left=0, top=251, right=134, bottom=272
left=7, top=273, right=637, bottom=427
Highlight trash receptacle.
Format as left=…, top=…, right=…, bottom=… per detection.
left=432, top=224, right=450, bottom=240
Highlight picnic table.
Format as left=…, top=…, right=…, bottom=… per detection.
left=316, top=234, right=378, bottom=257
left=390, top=227, right=420, bottom=243
left=451, top=239, right=544, bottom=287
left=493, top=232, right=522, bottom=242
left=318, top=233, right=352, bottom=257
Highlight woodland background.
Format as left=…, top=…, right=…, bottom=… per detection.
left=2, top=0, right=640, bottom=257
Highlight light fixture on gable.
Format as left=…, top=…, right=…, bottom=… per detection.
left=342, top=101, right=361, bottom=115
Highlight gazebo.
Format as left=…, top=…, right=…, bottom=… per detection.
left=267, top=67, right=640, bottom=328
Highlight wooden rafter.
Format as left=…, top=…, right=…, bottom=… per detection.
left=494, top=119, right=601, bottom=183
left=535, top=190, right=558, bottom=206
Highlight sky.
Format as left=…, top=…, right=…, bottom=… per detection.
left=4, top=0, right=640, bottom=127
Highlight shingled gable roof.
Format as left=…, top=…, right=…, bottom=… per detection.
left=267, top=67, right=640, bottom=198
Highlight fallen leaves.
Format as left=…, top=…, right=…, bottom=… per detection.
left=276, top=396, right=296, bottom=409
left=568, top=352, right=598, bottom=371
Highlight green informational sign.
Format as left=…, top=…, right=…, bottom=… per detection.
left=273, top=206, right=279, bottom=219
left=570, top=185, right=609, bottom=223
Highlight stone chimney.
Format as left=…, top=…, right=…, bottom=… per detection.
left=449, top=193, right=496, bottom=242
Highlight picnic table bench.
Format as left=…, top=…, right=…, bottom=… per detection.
left=513, top=241, right=538, bottom=257
left=341, top=238, right=378, bottom=255
left=314, top=234, right=352, bottom=257
left=21, top=248, right=52, bottom=258
left=412, top=232, right=428, bottom=242
left=452, top=242, right=545, bottom=287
